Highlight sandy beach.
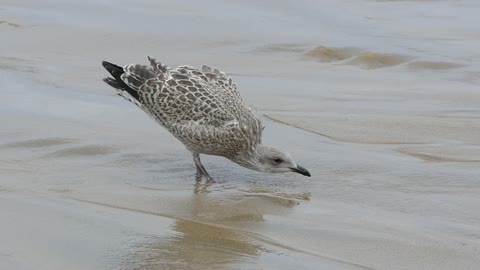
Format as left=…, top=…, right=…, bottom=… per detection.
left=1, top=0, right=480, bottom=269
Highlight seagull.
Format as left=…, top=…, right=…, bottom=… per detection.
left=102, top=56, right=311, bottom=182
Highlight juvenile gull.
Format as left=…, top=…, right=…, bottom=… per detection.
left=102, top=56, right=311, bottom=182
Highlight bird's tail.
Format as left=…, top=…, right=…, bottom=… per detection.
left=102, top=61, right=141, bottom=102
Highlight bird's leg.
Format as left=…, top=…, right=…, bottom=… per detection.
left=195, top=164, right=203, bottom=182
left=193, top=154, right=215, bottom=183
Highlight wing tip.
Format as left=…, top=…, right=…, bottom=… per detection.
left=102, top=60, right=124, bottom=78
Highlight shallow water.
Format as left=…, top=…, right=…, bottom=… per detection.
left=1, top=1, right=480, bottom=269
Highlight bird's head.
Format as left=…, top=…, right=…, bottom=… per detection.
left=238, top=145, right=311, bottom=177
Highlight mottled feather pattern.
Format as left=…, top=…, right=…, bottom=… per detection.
left=114, top=56, right=263, bottom=158
left=102, top=57, right=311, bottom=180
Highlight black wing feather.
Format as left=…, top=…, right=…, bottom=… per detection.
left=102, top=61, right=140, bottom=101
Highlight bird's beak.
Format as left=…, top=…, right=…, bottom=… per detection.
left=290, top=165, right=311, bottom=177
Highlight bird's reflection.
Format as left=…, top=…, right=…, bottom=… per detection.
left=193, top=180, right=213, bottom=194
left=122, top=219, right=265, bottom=270
left=106, top=179, right=309, bottom=269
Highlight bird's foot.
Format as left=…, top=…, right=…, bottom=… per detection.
left=205, top=176, right=216, bottom=184
left=194, top=171, right=216, bottom=183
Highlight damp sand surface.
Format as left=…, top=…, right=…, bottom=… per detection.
left=1, top=1, right=480, bottom=270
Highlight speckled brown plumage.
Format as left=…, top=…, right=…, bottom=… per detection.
left=102, top=56, right=310, bottom=182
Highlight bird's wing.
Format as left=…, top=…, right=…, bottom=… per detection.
left=169, top=64, right=264, bottom=147
left=119, top=57, right=264, bottom=152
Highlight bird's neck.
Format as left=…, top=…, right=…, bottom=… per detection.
left=230, top=145, right=264, bottom=172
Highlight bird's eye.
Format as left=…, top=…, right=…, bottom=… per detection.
left=273, top=158, right=283, bottom=164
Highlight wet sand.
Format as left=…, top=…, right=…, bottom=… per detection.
left=1, top=0, right=480, bottom=269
